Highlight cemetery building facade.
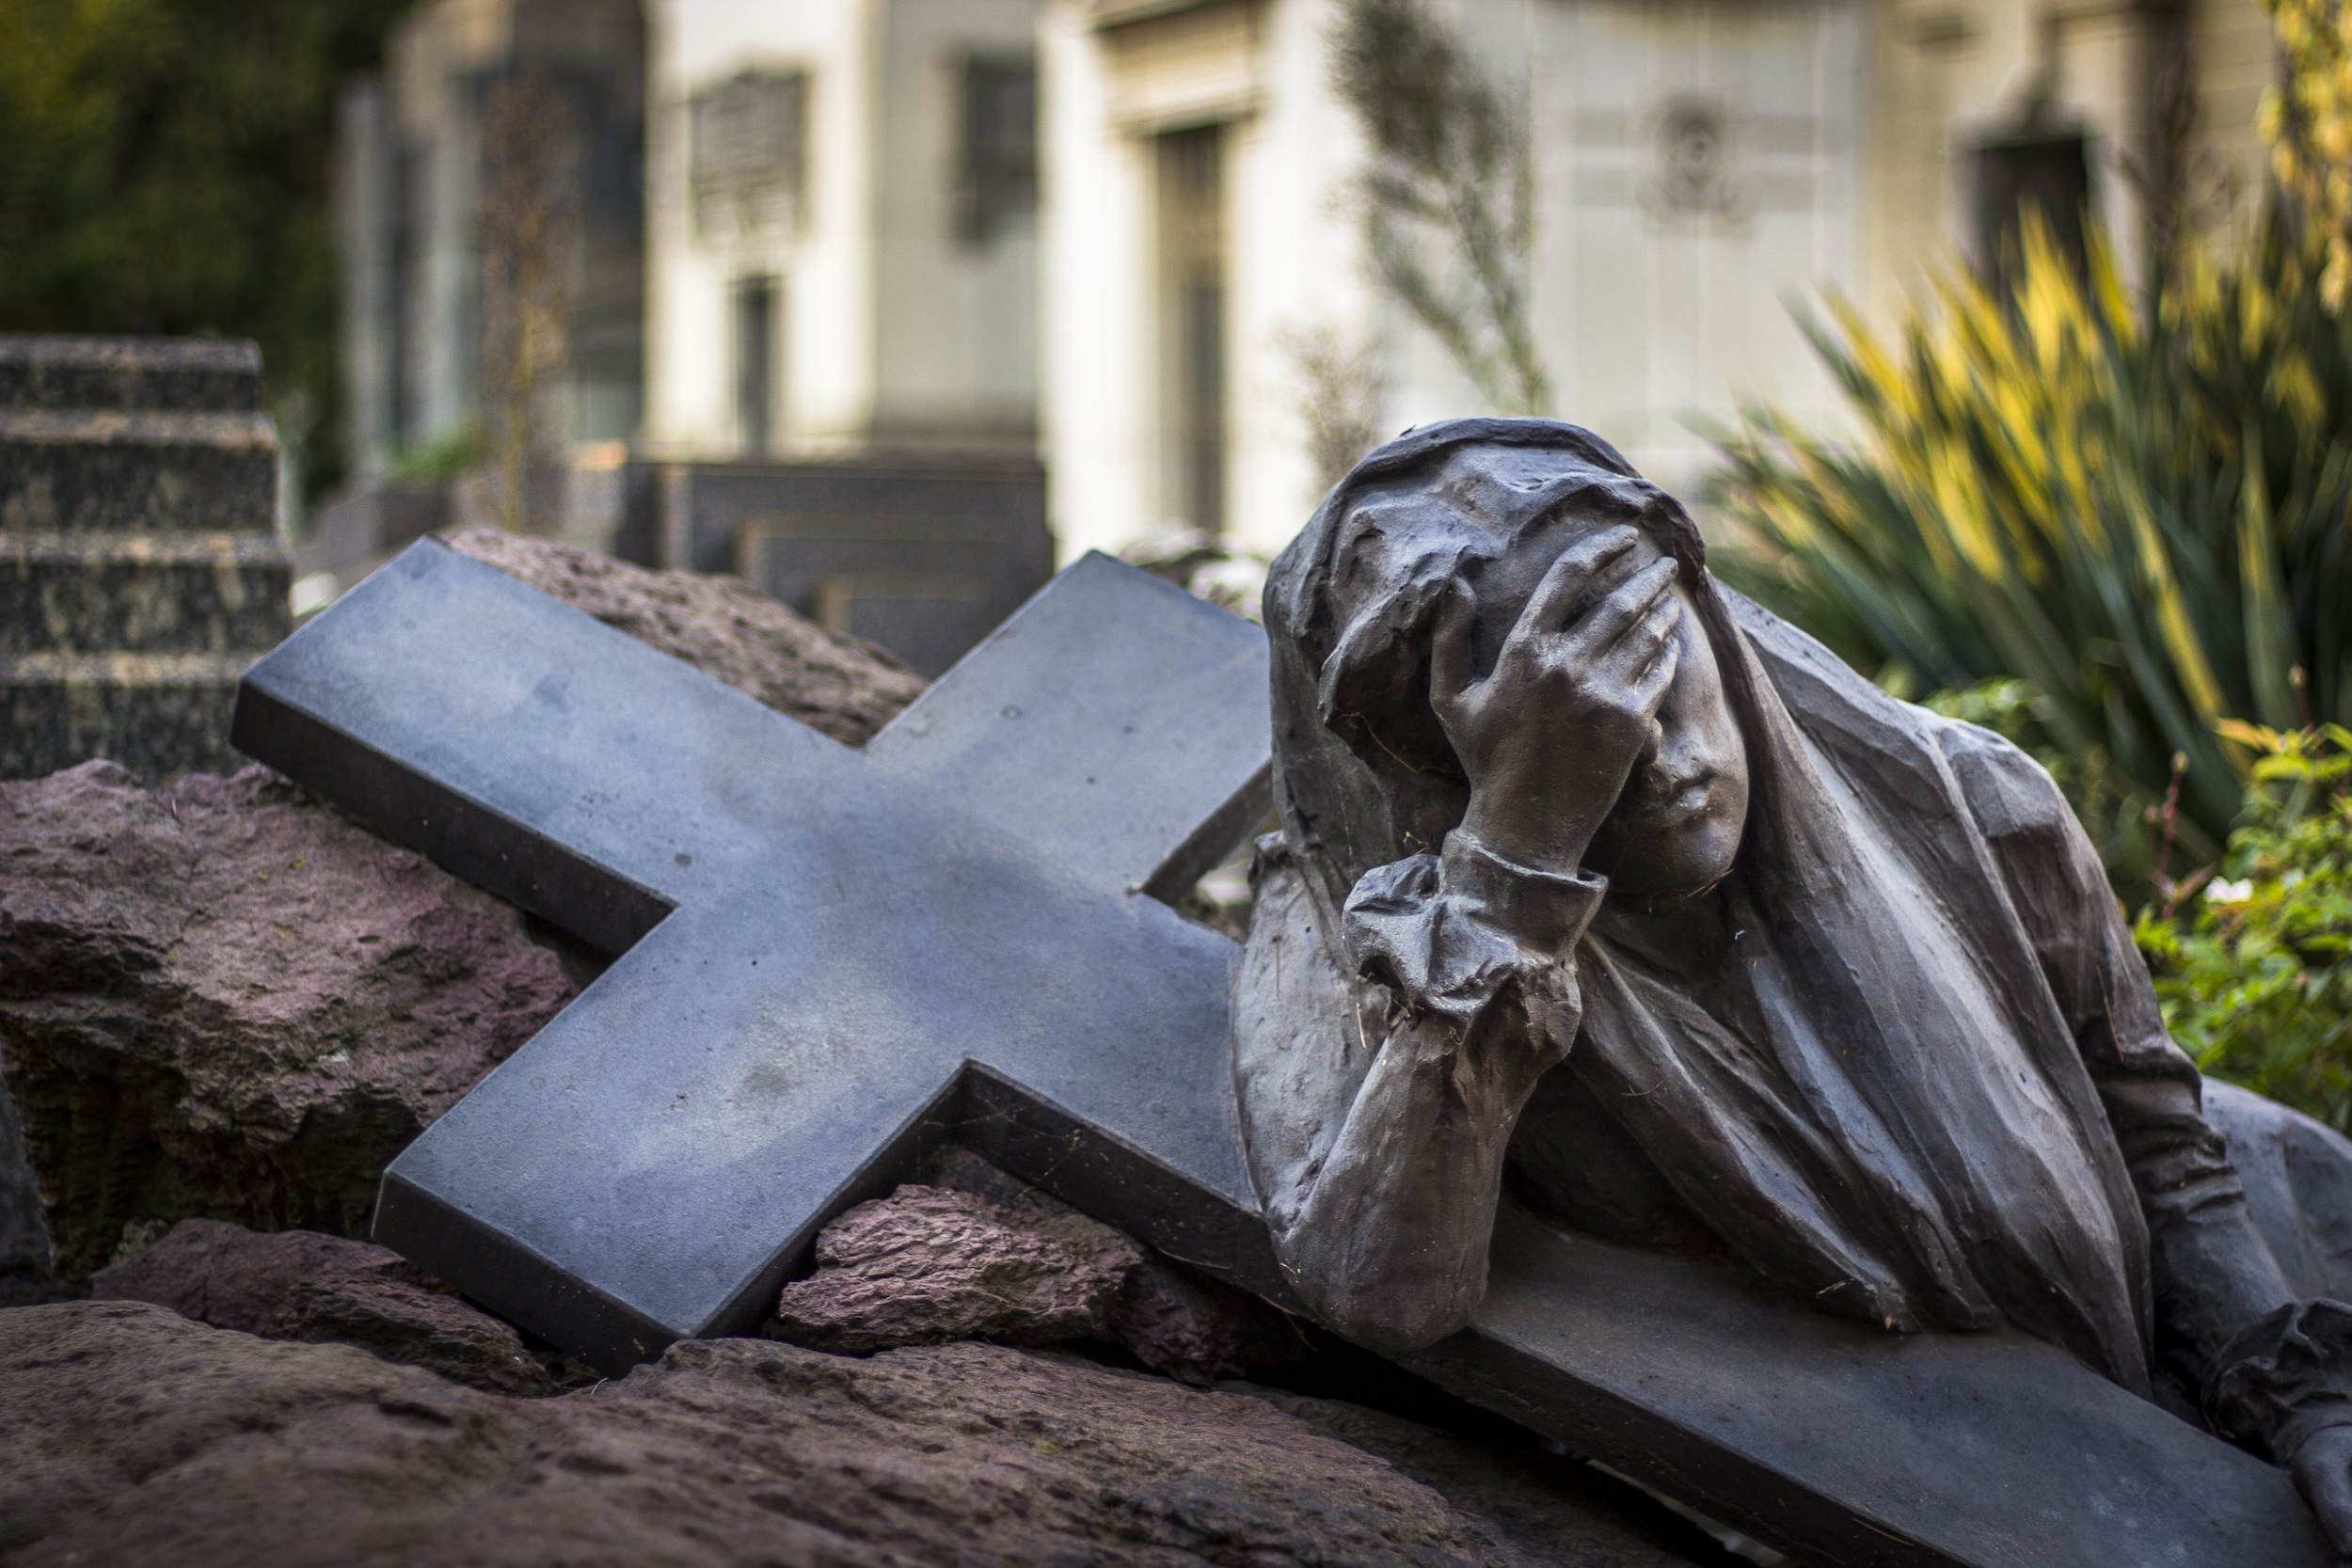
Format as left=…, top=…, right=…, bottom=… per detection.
left=329, top=0, right=2280, bottom=596
left=336, top=0, right=649, bottom=482
left=643, top=0, right=1044, bottom=458
left=1041, top=0, right=2279, bottom=566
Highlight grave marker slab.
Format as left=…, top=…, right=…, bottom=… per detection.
left=234, top=541, right=2331, bottom=1568
left=2, top=334, right=289, bottom=783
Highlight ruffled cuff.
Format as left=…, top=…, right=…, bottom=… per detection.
left=1341, top=832, right=1604, bottom=1045
left=2206, top=1299, right=2352, bottom=1463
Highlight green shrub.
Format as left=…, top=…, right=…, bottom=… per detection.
left=387, top=423, right=486, bottom=485
left=2134, top=722, right=2352, bottom=1128
left=1710, top=210, right=2352, bottom=895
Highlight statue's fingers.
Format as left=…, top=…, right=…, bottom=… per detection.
left=1518, top=525, right=1640, bottom=641
left=1574, top=559, right=1679, bottom=656
left=1629, top=632, right=1682, bottom=717
left=1428, top=583, right=1478, bottom=708
left=1615, top=589, right=1684, bottom=666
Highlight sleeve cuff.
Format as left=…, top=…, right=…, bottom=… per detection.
left=1340, top=834, right=1604, bottom=1036
left=2207, top=1299, right=2352, bottom=1462
left=1438, top=832, right=1608, bottom=958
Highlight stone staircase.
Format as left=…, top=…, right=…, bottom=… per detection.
left=1, top=336, right=289, bottom=782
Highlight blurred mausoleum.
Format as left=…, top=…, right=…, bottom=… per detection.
left=326, top=0, right=2276, bottom=661
left=1044, top=0, right=2272, bottom=564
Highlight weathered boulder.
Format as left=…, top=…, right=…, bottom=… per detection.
left=778, top=1154, right=1309, bottom=1385
left=0, top=761, right=579, bottom=1281
left=90, top=1217, right=550, bottom=1394
left=444, top=529, right=925, bottom=747
left=0, top=536, right=928, bottom=1286
left=1, top=1299, right=1710, bottom=1568
left=1238, top=1386, right=1743, bottom=1568
left=776, top=1183, right=1140, bottom=1352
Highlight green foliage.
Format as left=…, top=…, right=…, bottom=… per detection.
left=0, top=0, right=413, bottom=494
left=385, top=422, right=485, bottom=485
left=2135, top=723, right=2352, bottom=1129
left=1327, top=0, right=1546, bottom=416
left=1711, top=209, right=2352, bottom=890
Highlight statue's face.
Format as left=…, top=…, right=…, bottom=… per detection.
left=1470, top=526, right=1751, bottom=902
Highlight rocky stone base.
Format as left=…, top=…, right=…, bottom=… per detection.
left=2, top=1299, right=1724, bottom=1568
left=776, top=1163, right=1309, bottom=1386
left=0, top=761, right=580, bottom=1280
left=444, top=529, right=926, bottom=746
left=92, top=1218, right=553, bottom=1394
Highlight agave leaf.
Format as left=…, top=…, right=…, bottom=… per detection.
left=1710, top=203, right=2352, bottom=895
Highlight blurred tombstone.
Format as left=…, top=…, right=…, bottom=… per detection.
left=0, top=334, right=288, bottom=783
left=616, top=454, right=1052, bottom=679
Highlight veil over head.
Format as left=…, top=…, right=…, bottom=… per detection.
left=1261, top=418, right=2160, bottom=1389
left=1263, top=418, right=1709, bottom=926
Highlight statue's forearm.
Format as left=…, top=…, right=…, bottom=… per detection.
left=1277, top=1010, right=1552, bottom=1354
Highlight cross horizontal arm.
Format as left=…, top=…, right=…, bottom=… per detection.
left=233, top=540, right=859, bottom=954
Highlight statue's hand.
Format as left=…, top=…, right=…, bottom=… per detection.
left=2290, top=1423, right=2352, bottom=1555
left=1433, top=525, right=1682, bottom=877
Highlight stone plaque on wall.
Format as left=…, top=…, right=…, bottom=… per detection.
left=690, top=70, right=807, bottom=237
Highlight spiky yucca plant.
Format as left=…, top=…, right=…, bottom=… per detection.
left=1712, top=211, right=2352, bottom=891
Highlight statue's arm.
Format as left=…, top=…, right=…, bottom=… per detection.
left=1947, top=729, right=2352, bottom=1458
left=1233, top=840, right=1596, bottom=1353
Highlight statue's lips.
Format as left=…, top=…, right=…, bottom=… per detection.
left=1624, top=773, right=1717, bottom=828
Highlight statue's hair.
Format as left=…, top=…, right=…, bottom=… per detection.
left=1261, top=418, right=1717, bottom=925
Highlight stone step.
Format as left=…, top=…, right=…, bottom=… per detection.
left=0, top=651, right=255, bottom=784
left=0, top=409, right=278, bottom=533
left=0, top=533, right=292, bottom=656
left=0, top=335, right=262, bottom=411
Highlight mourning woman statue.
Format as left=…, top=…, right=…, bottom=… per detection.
left=1235, top=418, right=2352, bottom=1544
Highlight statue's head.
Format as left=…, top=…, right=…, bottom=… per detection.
left=1265, top=419, right=1750, bottom=905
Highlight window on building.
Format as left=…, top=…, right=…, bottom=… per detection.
left=1972, top=122, right=2091, bottom=292
left=691, top=70, right=808, bottom=237
left=1157, top=125, right=1225, bottom=535
left=960, top=58, right=1038, bottom=245
left=735, top=276, right=779, bottom=455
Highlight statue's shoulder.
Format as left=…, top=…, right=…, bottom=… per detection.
left=1924, top=714, right=2074, bottom=847
left=1720, top=585, right=2072, bottom=847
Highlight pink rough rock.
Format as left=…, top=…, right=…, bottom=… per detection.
left=0, top=1300, right=1706, bottom=1568
left=445, top=529, right=926, bottom=746
left=91, top=1217, right=550, bottom=1394
left=773, top=1168, right=1309, bottom=1384
left=774, top=1184, right=1141, bottom=1352
left=0, top=761, right=580, bottom=1279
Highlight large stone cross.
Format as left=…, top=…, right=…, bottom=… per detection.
left=232, top=541, right=1279, bottom=1369
left=235, top=540, right=2328, bottom=1568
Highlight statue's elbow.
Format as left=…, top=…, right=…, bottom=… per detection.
left=1294, top=1266, right=1479, bottom=1354
left=1338, top=1297, right=1472, bottom=1355
left=1266, top=1195, right=1486, bottom=1353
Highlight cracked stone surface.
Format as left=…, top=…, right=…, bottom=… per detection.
left=776, top=1161, right=1311, bottom=1386
left=1, top=1299, right=1711, bottom=1568
left=90, top=1217, right=550, bottom=1394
